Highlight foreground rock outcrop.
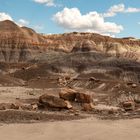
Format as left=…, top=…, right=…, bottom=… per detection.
left=37, top=88, right=94, bottom=112
left=59, top=88, right=77, bottom=101
left=39, top=94, right=72, bottom=109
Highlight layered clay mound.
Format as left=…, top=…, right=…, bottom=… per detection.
left=71, top=40, right=97, bottom=52
left=12, top=51, right=140, bottom=84
left=0, top=20, right=140, bottom=62
left=0, top=20, right=20, bottom=32
left=0, top=20, right=47, bottom=62
left=43, top=33, right=140, bottom=61
left=0, top=20, right=45, bottom=43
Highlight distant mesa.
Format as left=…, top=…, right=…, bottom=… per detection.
left=0, top=20, right=140, bottom=62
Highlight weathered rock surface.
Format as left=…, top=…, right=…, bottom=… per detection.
left=39, top=94, right=71, bottom=109
left=59, top=88, right=93, bottom=104
left=59, top=88, right=77, bottom=101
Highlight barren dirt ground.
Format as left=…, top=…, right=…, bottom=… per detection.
left=0, top=87, right=140, bottom=140
left=0, top=86, right=43, bottom=103
left=0, top=118, right=140, bottom=140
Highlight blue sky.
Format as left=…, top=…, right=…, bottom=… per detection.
left=0, top=0, right=140, bottom=38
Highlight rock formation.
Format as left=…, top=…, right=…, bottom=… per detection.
left=0, top=20, right=140, bottom=62
left=0, top=20, right=47, bottom=62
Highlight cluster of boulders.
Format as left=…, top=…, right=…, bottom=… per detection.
left=38, top=88, right=94, bottom=111
left=0, top=88, right=94, bottom=112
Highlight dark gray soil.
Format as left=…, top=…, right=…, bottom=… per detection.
left=0, top=110, right=85, bottom=123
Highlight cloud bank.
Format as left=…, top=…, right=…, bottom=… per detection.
left=0, top=12, right=13, bottom=21
left=104, top=4, right=140, bottom=17
left=53, top=7, right=123, bottom=35
left=33, top=0, right=55, bottom=7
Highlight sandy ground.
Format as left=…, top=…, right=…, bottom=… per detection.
left=0, top=86, right=60, bottom=104
left=0, top=86, right=43, bottom=103
left=0, top=86, right=140, bottom=140
left=0, top=118, right=140, bottom=140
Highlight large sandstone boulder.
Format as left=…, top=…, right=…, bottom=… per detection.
left=60, top=88, right=93, bottom=104
left=39, top=94, right=72, bottom=109
left=59, top=88, right=77, bottom=101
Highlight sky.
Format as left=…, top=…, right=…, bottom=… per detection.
left=0, top=0, right=140, bottom=38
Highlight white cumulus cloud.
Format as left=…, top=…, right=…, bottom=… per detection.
left=104, top=4, right=140, bottom=17
left=0, top=12, right=30, bottom=28
left=125, top=7, right=140, bottom=13
left=18, top=19, right=29, bottom=26
left=104, top=4, right=125, bottom=17
left=53, top=7, right=123, bottom=35
left=33, top=0, right=55, bottom=7
left=0, top=12, right=13, bottom=21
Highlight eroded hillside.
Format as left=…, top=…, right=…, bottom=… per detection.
left=0, top=20, right=140, bottom=62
